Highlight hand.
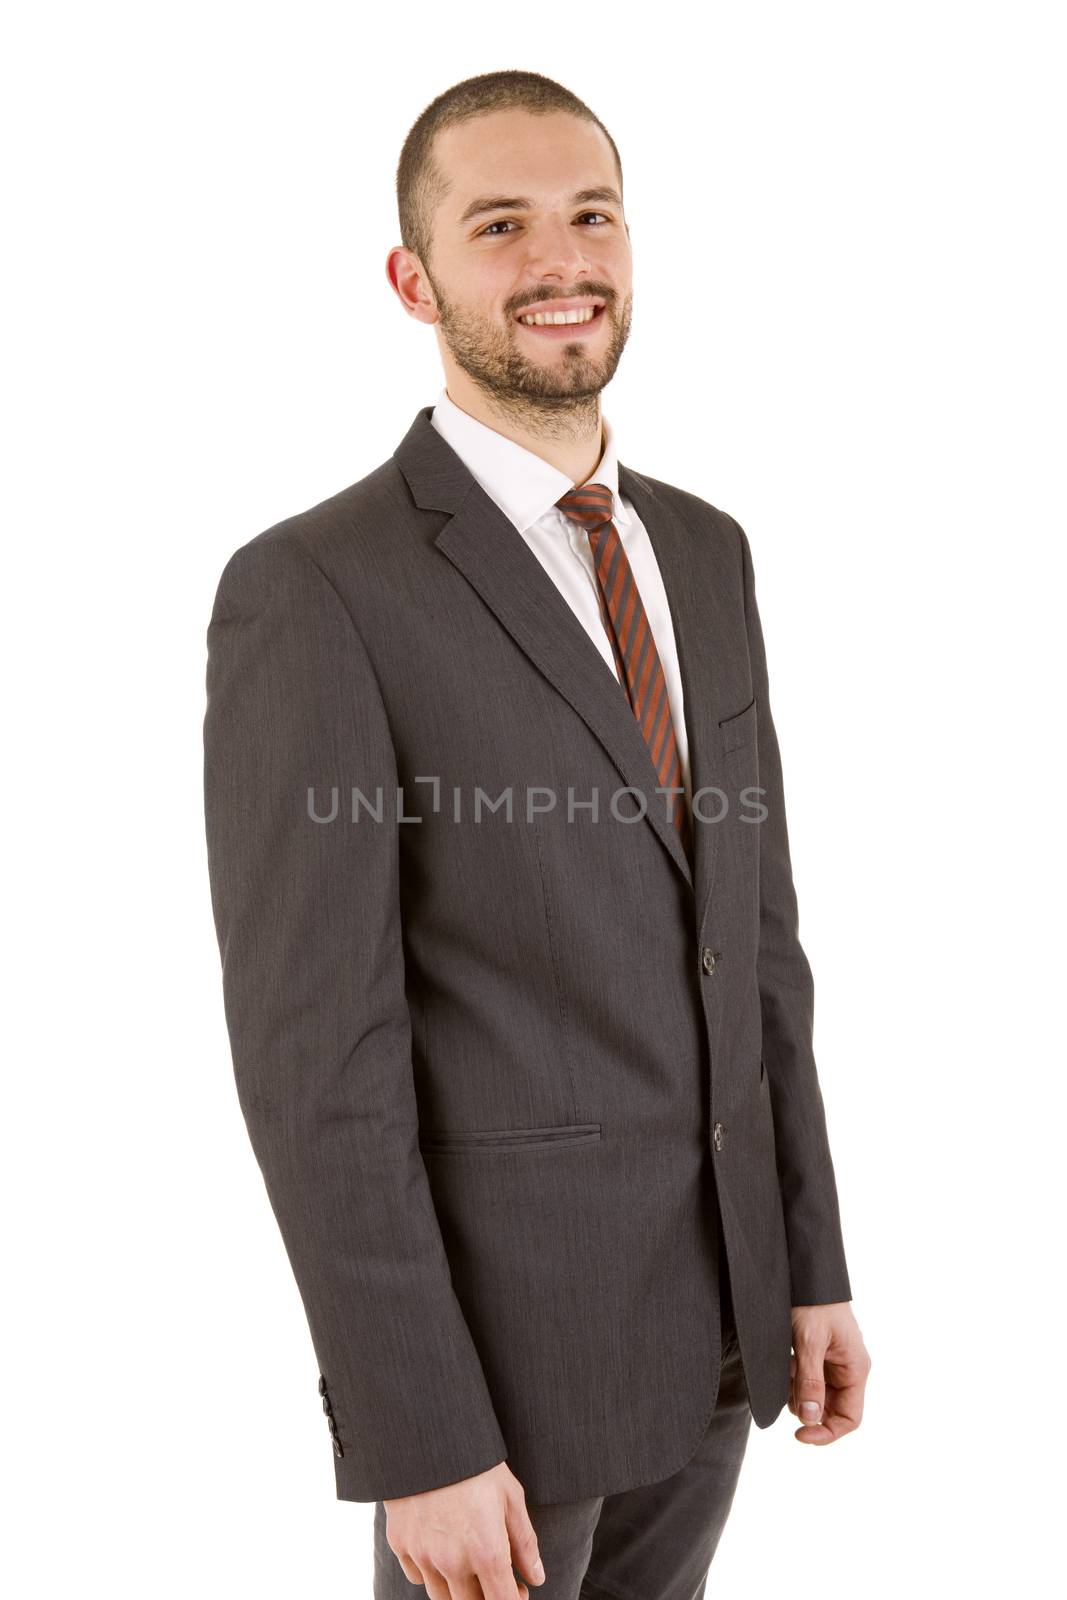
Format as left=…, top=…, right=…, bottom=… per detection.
left=788, top=1301, right=871, bottom=1444
left=382, top=1459, right=544, bottom=1598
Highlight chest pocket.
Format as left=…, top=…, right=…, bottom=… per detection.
left=718, top=695, right=757, bottom=754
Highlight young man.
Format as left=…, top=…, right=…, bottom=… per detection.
left=204, top=69, right=870, bottom=1600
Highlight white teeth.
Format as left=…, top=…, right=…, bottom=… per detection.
left=518, top=306, right=599, bottom=326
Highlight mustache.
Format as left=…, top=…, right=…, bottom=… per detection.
left=510, top=288, right=614, bottom=315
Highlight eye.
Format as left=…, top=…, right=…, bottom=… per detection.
left=479, top=212, right=615, bottom=237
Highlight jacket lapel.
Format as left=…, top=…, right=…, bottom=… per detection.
left=394, top=406, right=731, bottom=925
left=618, top=463, right=734, bottom=932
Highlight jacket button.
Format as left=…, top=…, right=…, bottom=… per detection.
left=701, top=947, right=717, bottom=975
left=713, top=1121, right=726, bottom=1151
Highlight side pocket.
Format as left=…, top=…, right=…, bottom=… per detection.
left=419, top=1122, right=602, bottom=1155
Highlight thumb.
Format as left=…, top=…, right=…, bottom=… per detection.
left=504, top=1492, right=546, bottom=1588
left=795, top=1346, right=826, bottom=1427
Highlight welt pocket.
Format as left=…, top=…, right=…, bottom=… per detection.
left=718, top=695, right=757, bottom=754
left=419, top=1122, right=602, bottom=1155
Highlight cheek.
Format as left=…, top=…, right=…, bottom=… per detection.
left=600, top=253, right=632, bottom=297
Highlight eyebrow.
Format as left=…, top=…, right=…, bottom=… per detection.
left=457, top=186, right=623, bottom=226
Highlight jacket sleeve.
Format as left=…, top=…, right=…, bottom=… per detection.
left=734, top=517, right=853, bottom=1307
left=203, top=532, right=508, bottom=1501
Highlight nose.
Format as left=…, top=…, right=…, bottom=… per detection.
left=522, top=215, right=592, bottom=284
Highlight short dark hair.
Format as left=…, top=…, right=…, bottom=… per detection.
left=396, top=70, right=623, bottom=271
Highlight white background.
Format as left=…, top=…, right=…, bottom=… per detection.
left=4, top=2, right=1063, bottom=1594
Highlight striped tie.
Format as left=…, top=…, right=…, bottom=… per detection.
left=556, top=483, right=693, bottom=866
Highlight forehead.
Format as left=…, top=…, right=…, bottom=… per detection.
left=434, top=109, right=619, bottom=218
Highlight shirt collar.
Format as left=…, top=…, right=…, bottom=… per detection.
left=430, top=386, right=631, bottom=535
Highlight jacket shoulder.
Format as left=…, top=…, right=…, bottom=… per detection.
left=625, top=468, right=747, bottom=562
left=209, top=456, right=413, bottom=608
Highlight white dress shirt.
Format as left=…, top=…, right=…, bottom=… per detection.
left=430, top=387, right=692, bottom=811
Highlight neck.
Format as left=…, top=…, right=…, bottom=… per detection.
left=442, top=372, right=604, bottom=486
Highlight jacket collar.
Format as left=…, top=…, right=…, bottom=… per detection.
left=428, top=385, right=632, bottom=535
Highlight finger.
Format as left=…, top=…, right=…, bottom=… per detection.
left=395, top=1550, right=425, bottom=1585
left=471, top=1547, right=531, bottom=1600
left=503, top=1493, right=545, bottom=1590
left=797, top=1377, right=866, bottom=1444
left=822, top=1377, right=866, bottom=1437
left=418, top=1559, right=452, bottom=1600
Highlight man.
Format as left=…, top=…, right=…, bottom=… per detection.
left=203, top=69, right=870, bottom=1600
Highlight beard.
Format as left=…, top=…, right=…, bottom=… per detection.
left=426, top=271, right=633, bottom=427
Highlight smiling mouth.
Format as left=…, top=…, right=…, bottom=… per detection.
left=514, top=304, right=607, bottom=337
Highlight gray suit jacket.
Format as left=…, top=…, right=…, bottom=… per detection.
left=203, top=404, right=852, bottom=1505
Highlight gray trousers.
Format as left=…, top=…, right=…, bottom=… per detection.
left=374, top=1261, right=752, bottom=1600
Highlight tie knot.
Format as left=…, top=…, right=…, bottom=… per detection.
left=556, top=482, right=615, bottom=530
